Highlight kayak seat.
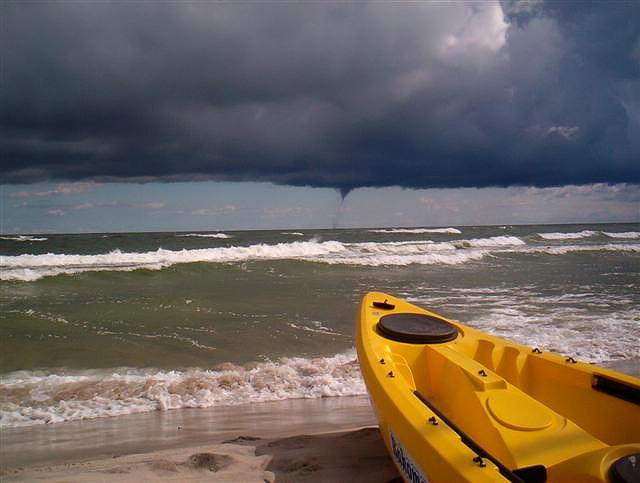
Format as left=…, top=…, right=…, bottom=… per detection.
left=377, top=313, right=458, bottom=344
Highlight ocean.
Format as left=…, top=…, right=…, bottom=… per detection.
left=1, top=223, right=638, bottom=428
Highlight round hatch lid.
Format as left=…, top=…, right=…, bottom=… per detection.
left=487, top=392, right=552, bottom=431
left=377, top=313, right=458, bottom=344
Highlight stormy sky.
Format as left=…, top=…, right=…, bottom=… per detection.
left=3, top=0, right=639, bottom=194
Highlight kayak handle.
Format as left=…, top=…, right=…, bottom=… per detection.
left=373, top=299, right=395, bottom=310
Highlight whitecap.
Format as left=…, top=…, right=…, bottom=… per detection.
left=369, top=227, right=462, bottom=234
left=177, top=233, right=233, bottom=239
left=603, top=232, right=640, bottom=239
left=0, top=235, right=48, bottom=242
left=538, top=230, right=597, bottom=240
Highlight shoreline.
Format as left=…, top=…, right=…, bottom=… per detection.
left=2, top=359, right=637, bottom=481
left=1, top=395, right=401, bottom=481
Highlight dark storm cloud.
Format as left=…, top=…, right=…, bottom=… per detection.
left=2, top=1, right=639, bottom=193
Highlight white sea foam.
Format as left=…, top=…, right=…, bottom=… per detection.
left=538, top=230, right=640, bottom=240
left=320, top=248, right=488, bottom=266
left=288, top=320, right=342, bottom=336
left=457, top=236, right=525, bottom=248
left=370, top=228, right=462, bottom=234
left=471, top=309, right=640, bottom=364
left=301, top=236, right=522, bottom=266
left=0, top=235, right=48, bottom=242
left=0, top=241, right=347, bottom=281
left=0, top=238, right=499, bottom=281
left=410, top=286, right=640, bottom=364
left=3, top=236, right=637, bottom=281
left=603, top=231, right=640, bottom=239
left=281, top=232, right=305, bottom=236
left=0, top=351, right=365, bottom=428
left=177, top=233, right=233, bottom=239
left=521, top=243, right=640, bottom=256
left=538, top=230, right=597, bottom=240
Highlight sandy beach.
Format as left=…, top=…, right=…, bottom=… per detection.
left=2, top=360, right=638, bottom=481
left=1, top=395, right=399, bottom=482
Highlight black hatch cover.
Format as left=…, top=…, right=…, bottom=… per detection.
left=378, top=313, right=458, bottom=344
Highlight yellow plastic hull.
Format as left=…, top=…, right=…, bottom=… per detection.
left=356, top=292, right=640, bottom=483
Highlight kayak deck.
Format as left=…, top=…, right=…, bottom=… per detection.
left=357, top=292, right=640, bottom=482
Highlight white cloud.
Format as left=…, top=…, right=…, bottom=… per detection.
left=263, top=207, right=307, bottom=217
left=419, top=196, right=461, bottom=213
left=547, top=125, right=580, bottom=140
left=524, top=183, right=636, bottom=200
left=503, top=0, right=544, bottom=17
left=9, top=191, right=30, bottom=198
left=192, top=205, right=238, bottom=216
left=441, top=2, right=508, bottom=54
left=15, top=182, right=101, bottom=198
left=137, top=202, right=165, bottom=209
left=55, top=182, right=99, bottom=195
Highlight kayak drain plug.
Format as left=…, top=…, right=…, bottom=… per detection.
left=473, top=456, right=486, bottom=468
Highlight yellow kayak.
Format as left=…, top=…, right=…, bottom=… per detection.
left=356, top=292, right=640, bottom=483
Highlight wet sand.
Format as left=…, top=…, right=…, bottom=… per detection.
left=1, top=395, right=399, bottom=482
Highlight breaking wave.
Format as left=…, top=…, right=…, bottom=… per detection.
left=369, top=227, right=462, bottom=234
left=538, top=230, right=640, bottom=240
left=0, top=235, right=48, bottom=242
left=522, top=243, right=640, bottom=255
left=603, top=231, right=640, bottom=239
left=1, top=240, right=345, bottom=281
left=0, top=351, right=365, bottom=428
left=538, top=230, right=597, bottom=240
left=2, top=236, right=637, bottom=282
left=177, top=233, right=233, bottom=239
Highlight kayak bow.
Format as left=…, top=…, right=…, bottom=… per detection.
left=356, top=292, right=640, bottom=483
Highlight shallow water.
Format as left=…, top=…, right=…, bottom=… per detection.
left=0, top=395, right=376, bottom=467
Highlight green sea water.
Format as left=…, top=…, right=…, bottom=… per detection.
left=1, top=223, right=638, bottom=426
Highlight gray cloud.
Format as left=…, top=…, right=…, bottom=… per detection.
left=2, top=1, right=639, bottom=193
